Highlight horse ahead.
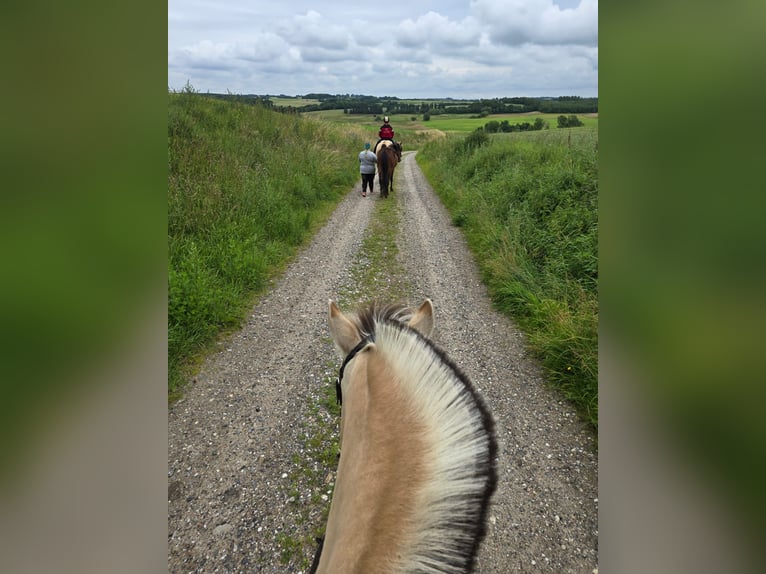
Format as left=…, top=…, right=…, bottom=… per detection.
left=375, top=140, right=402, bottom=198
left=311, top=300, right=497, bottom=574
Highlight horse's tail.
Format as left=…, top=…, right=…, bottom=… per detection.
left=378, top=149, right=390, bottom=193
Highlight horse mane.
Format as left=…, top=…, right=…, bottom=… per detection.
left=342, top=301, right=498, bottom=573
left=349, top=301, right=414, bottom=339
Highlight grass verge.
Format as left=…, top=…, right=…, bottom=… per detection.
left=417, top=129, right=598, bottom=430
left=168, top=88, right=366, bottom=399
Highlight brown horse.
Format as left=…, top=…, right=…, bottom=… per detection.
left=310, top=300, right=497, bottom=574
left=375, top=141, right=402, bottom=198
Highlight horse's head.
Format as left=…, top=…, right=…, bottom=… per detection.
left=315, top=298, right=497, bottom=574
left=328, top=300, right=433, bottom=357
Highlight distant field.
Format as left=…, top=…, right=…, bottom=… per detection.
left=270, top=97, right=320, bottom=107
left=425, top=113, right=598, bottom=132
left=304, top=109, right=597, bottom=135
left=304, top=109, right=367, bottom=122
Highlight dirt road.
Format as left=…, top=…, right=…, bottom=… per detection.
left=168, top=152, right=598, bottom=573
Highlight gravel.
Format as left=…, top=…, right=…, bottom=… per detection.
left=168, top=151, right=598, bottom=573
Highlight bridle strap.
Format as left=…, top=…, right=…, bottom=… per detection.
left=336, top=337, right=371, bottom=406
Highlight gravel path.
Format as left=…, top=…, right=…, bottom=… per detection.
left=168, top=152, right=598, bottom=573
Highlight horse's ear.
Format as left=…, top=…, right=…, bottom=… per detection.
left=408, top=299, right=434, bottom=337
left=329, top=300, right=361, bottom=355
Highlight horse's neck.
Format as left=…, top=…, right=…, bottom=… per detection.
left=321, top=323, right=496, bottom=574
left=320, top=349, right=428, bottom=573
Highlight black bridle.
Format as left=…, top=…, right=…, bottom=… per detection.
left=335, top=337, right=371, bottom=406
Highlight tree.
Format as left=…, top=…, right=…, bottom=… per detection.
left=557, top=115, right=584, bottom=128
left=484, top=120, right=501, bottom=133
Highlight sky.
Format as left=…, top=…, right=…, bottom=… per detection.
left=168, top=0, right=597, bottom=99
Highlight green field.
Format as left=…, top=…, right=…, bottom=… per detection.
left=269, top=97, right=321, bottom=107
left=304, top=109, right=596, bottom=137
left=424, top=113, right=598, bottom=133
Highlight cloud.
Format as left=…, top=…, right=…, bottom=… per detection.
left=396, top=11, right=481, bottom=52
left=170, top=33, right=299, bottom=69
left=168, top=1, right=598, bottom=97
left=277, top=11, right=351, bottom=50
left=471, top=0, right=598, bottom=46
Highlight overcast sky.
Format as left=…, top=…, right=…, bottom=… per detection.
left=168, top=0, right=597, bottom=99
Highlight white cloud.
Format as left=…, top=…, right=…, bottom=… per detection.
left=470, top=0, right=597, bottom=46
left=168, top=0, right=598, bottom=97
left=396, top=12, right=481, bottom=51
left=277, top=11, right=351, bottom=50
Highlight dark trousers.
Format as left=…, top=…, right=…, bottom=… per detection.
left=361, top=173, right=375, bottom=193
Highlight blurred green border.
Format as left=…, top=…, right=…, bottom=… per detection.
left=0, top=2, right=167, bottom=480
left=601, top=0, right=766, bottom=565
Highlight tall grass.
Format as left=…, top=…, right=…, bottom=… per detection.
left=168, top=89, right=364, bottom=396
left=417, top=129, right=598, bottom=429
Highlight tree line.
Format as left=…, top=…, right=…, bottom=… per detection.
left=193, top=92, right=598, bottom=116
left=344, top=96, right=597, bottom=116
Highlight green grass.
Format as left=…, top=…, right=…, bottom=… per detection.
left=168, top=88, right=367, bottom=398
left=417, top=128, right=598, bottom=429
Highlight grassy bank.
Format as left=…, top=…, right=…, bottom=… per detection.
left=168, top=89, right=365, bottom=397
left=417, top=128, right=598, bottom=429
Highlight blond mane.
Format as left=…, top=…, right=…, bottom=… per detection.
left=313, top=301, right=497, bottom=574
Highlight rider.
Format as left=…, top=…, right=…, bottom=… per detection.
left=375, top=116, right=395, bottom=153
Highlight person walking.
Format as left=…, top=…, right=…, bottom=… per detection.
left=358, top=142, right=377, bottom=197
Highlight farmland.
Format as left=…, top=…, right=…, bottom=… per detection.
left=301, top=108, right=597, bottom=150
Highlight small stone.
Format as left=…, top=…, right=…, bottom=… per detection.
left=213, top=524, right=233, bottom=536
